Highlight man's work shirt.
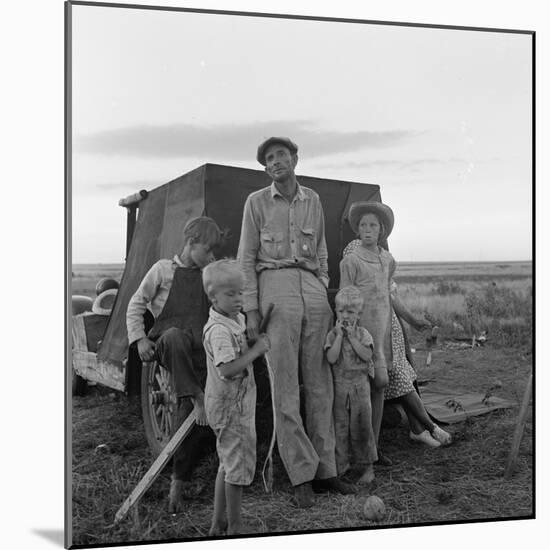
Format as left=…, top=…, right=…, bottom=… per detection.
left=126, top=254, right=189, bottom=345
left=238, top=181, right=329, bottom=312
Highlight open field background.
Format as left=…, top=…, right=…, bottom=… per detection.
left=73, top=261, right=532, bottom=348
left=70, top=261, right=533, bottom=546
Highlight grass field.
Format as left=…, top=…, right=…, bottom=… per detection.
left=70, top=261, right=533, bottom=546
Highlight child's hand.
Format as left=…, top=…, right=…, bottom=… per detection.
left=137, top=337, right=156, bottom=362
left=415, top=318, right=432, bottom=331
left=254, top=333, right=271, bottom=355
left=334, top=320, right=344, bottom=337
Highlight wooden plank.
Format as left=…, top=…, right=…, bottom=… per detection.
left=504, top=374, right=532, bottom=479
left=113, top=411, right=196, bottom=525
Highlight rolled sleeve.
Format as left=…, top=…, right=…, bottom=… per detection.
left=359, top=327, right=374, bottom=348
left=207, top=326, right=238, bottom=368
left=126, top=263, right=162, bottom=345
left=237, top=196, right=261, bottom=312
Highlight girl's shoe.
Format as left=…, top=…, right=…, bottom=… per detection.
left=431, top=425, right=452, bottom=445
left=409, top=430, right=441, bottom=447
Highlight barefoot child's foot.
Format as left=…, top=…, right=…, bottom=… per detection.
left=226, top=523, right=243, bottom=535
left=168, top=478, right=185, bottom=513
left=358, top=465, right=375, bottom=486
left=208, top=521, right=227, bottom=536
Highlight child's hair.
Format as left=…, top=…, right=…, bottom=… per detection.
left=335, top=286, right=364, bottom=310
left=182, top=217, right=224, bottom=249
left=202, top=259, right=244, bottom=299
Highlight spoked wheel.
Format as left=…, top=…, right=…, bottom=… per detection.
left=141, top=360, right=178, bottom=456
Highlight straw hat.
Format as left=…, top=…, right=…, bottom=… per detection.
left=348, top=201, right=394, bottom=238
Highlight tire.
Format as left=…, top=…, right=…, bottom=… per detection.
left=141, top=360, right=178, bottom=456
left=72, top=366, right=87, bottom=396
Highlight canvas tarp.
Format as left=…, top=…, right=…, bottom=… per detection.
left=97, top=163, right=381, bottom=380
left=421, top=388, right=516, bottom=424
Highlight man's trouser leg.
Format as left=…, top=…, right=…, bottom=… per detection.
left=299, top=271, right=337, bottom=480
left=155, top=327, right=214, bottom=481
left=259, top=270, right=319, bottom=486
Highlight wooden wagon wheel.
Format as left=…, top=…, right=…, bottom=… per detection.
left=141, top=360, right=178, bottom=456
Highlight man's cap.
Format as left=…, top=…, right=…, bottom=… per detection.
left=256, top=137, right=298, bottom=166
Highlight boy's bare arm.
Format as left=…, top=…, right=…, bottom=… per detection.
left=326, top=334, right=343, bottom=364
left=217, top=335, right=270, bottom=379
left=347, top=334, right=373, bottom=363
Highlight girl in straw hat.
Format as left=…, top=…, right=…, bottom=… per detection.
left=340, top=202, right=451, bottom=461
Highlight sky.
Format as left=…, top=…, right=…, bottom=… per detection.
left=4, top=1, right=547, bottom=549
left=70, top=4, right=532, bottom=263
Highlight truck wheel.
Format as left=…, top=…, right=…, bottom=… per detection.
left=141, top=360, right=178, bottom=456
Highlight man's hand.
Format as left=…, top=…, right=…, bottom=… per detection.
left=137, top=337, right=156, bottom=362
left=246, top=309, right=262, bottom=341
left=414, top=318, right=432, bottom=332
left=192, top=392, right=208, bottom=426
left=253, top=333, right=271, bottom=356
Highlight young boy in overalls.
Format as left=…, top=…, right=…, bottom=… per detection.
left=202, top=260, right=270, bottom=535
left=126, top=216, right=224, bottom=512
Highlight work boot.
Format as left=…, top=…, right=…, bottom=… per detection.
left=312, top=476, right=357, bottom=495
left=374, top=449, right=393, bottom=467
left=293, top=481, right=315, bottom=508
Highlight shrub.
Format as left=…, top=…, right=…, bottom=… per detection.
left=434, top=280, right=464, bottom=296
left=463, top=284, right=532, bottom=347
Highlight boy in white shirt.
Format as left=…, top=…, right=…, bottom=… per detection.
left=202, top=260, right=270, bottom=535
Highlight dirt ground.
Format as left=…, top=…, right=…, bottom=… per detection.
left=70, top=341, right=533, bottom=546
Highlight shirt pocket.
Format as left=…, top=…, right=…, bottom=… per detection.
left=298, top=227, right=317, bottom=258
left=260, top=230, right=284, bottom=259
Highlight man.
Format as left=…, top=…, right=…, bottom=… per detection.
left=237, top=137, right=354, bottom=507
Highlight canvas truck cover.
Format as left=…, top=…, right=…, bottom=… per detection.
left=98, top=163, right=381, bottom=368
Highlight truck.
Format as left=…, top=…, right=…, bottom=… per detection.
left=71, top=163, right=382, bottom=455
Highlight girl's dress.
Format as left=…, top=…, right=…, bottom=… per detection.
left=341, top=239, right=416, bottom=400
left=385, top=310, right=417, bottom=399
left=339, top=242, right=394, bottom=372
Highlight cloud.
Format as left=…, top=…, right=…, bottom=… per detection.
left=94, top=180, right=162, bottom=192
left=71, top=179, right=164, bottom=197
left=314, top=157, right=468, bottom=171
left=74, top=120, right=417, bottom=160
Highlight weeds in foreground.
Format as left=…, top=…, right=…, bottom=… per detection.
left=402, top=281, right=532, bottom=348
